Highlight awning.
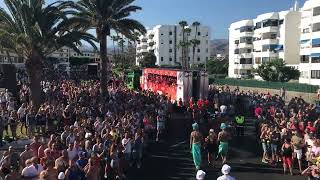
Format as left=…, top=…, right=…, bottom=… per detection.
left=312, top=38, right=320, bottom=45
left=300, top=39, right=311, bottom=44
left=274, top=45, right=283, bottom=51
left=310, top=53, right=320, bottom=57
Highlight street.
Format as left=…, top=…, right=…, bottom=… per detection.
left=128, top=114, right=305, bottom=180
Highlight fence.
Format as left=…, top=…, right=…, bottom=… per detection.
left=209, top=78, right=319, bottom=93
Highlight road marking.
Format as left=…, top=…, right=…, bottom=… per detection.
left=170, top=140, right=187, bottom=148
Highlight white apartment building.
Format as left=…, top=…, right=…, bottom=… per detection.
left=299, top=0, right=320, bottom=85
left=0, top=46, right=100, bottom=70
left=136, top=25, right=210, bottom=67
left=229, top=4, right=301, bottom=78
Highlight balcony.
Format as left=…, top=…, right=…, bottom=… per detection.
left=261, top=39, right=279, bottom=45
left=234, top=63, right=253, bottom=69
left=238, top=43, right=253, bottom=48
left=139, top=48, right=148, bottom=53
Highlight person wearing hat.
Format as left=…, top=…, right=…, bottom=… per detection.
left=196, top=170, right=206, bottom=180
left=217, top=123, right=231, bottom=164
left=205, top=129, right=217, bottom=167
left=217, top=164, right=235, bottom=180
left=190, top=123, right=203, bottom=170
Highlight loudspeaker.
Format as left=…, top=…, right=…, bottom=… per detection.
left=0, top=64, right=17, bottom=96
left=87, top=64, right=98, bottom=76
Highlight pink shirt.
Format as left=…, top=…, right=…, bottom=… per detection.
left=312, top=146, right=320, bottom=156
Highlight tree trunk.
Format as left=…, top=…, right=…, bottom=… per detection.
left=99, top=31, right=109, bottom=100
left=25, top=51, right=43, bottom=110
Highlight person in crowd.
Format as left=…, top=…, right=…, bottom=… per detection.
left=190, top=122, right=203, bottom=170
left=217, top=164, right=236, bottom=180
left=218, top=123, right=231, bottom=164
left=205, top=129, right=217, bottom=167
left=20, top=145, right=33, bottom=168
left=196, top=169, right=206, bottom=180
left=291, top=130, right=304, bottom=174
left=281, top=138, right=294, bottom=175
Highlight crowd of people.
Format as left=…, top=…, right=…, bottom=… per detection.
left=0, top=75, right=170, bottom=179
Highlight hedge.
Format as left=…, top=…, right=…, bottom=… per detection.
left=209, top=78, right=319, bottom=93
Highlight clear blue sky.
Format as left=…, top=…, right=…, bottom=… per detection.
left=0, top=0, right=304, bottom=39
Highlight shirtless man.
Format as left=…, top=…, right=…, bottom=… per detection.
left=190, top=123, right=203, bottom=170
left=84, top=158, right=99, bottom=180
left=39, top=160, right=58, bottom=180
left=218, top=123, right=231, bottom=164
left=20, top=145, right=33, bottom=168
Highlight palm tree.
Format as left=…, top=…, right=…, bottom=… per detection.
left=191, top=21, right=201, bottom=67
left=74, top=0, right=146, bottom=99
left=179, top=21, right=188, bottom=70
left=0, top=0, right=97, bottom=109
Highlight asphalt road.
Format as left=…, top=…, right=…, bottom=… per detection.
left=128, top=114, right=306, bottom=180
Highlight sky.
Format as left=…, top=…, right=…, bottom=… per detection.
left=0, top=0, right=304, bottom=39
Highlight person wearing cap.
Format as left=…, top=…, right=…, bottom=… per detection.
left=205, top=129, right=217, bottom=167
left=196, top=170, right=206, bottom=180
left=218, top=123, right=231, bottom=164
left=190, top=123, right=203, bottom=170
left=58, top=172, right=65, bottom=180
left=217, top=164, right=236, bottom=180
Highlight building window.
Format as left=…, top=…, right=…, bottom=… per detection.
left=312, top=39, right=320, bottom=47
left=262, top=19, right=279, bottom=27
left=198, top=32, right=201, bottom=36
left=169, top=57, right=172, bottom=61
left=240, top=26, right=254, bottom=33
left=262, top=57, right=270, bottom=63
left=313, top=6, right=320, bottom=17
left=206, top=49, right=208, bottom=53
left=206, top=57, right=208, bottom=61
left=197, top=49, right=200, bottom=53
left=169, top=40, right=172, bottom=44
left=161, top=57, right=164, bottom=61
left=313, top=23, right=320, bottom=32
left=161, top=33, right=163, bottom=36
left=311, top=57, right=320, bottom=63
left=240, top=37, right=253, bottom=44
left=279, top=19, right=284, bottom=25
left=169, top=49, right=172, bottom=53
left=300, top=55, right=310, bottom=63
left=169, top=31, right=173, bottom=35
left=206, top=40, right=208, bottom=44
left=255, top=57, right=261, bottom=64
left=240, top=58, right=252, bottom=64
left=255, top=22, right=262, bottom=29
left=235, top=40, right=239, bottom=44
left=197, top=57, right=200, bottom=61
left=188, top=57, right=191, bottom=61
left=262, top=44, right=278, bottom=52
left=311, top=70, right=320, bottom=79
left=303, top=28, right=310, bottom=34
left=234, top=49, right=239, bottom=54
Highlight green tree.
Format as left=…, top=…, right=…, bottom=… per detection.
left=74, top=0, right=146, bottom=99
left=0, top=0, right=96, bottom=109
left=139, top=52, right=156, bottom=68
left=206, top=59, right=228, bottom=75
left=257, top=59, right=300, bottom=82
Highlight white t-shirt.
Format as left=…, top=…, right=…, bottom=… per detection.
left=122, top=138, right=132, bottom=154
left=217, top=175, right=236, bottom=180
left=22, top=164, right=43, bottom=180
